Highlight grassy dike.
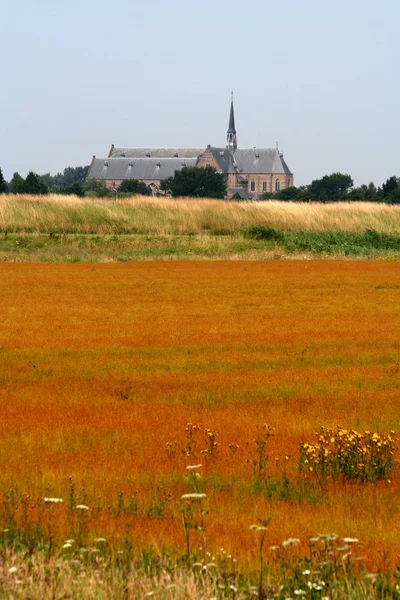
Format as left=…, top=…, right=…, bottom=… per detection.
left=2, top=194, right=400, bottom=261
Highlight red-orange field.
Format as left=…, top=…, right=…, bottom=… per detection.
left=1, top=261, right=400, bottom=568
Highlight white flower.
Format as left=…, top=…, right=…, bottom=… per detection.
left=186, top=464, right=202, bottom=470
left=181, top=493, right=206, bottom=500
left=302, top=569, right=311, bottom=575
left=250, top=524, right=268, bottom=531
left=64, top=539, right=75, bottom=544
left=74, top=504, right=89, bottom=510
left=294, top=590, right=306, bottom=596
left=282, top=538, right=300, bottom=548
left=8, top=566, right=18, bottom=574
left=44, top=497, right=63, bottom=504
left=94, top=537, right=107, bottom=543
left=269, top=545, right=279, bottom=551
left=63, top=543, right=73, bottom=549
left=342, top=537, right=359, bottom=544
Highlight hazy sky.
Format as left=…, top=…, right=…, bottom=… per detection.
left=1, top=0, right=399, bottom=186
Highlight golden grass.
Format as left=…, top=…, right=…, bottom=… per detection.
left=1, top=262, right=400, bottom=571
left=2, top=193, right=400, bottom=234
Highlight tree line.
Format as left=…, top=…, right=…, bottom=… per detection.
left=0, top=165, right=399, bottom=203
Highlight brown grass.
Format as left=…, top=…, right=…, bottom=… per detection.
left=0, top=261, right=400, bottom=571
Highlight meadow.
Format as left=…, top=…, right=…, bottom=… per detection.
left=1, top=260, right=400, bottom=598
left=3, top=194, right=400, bottom=261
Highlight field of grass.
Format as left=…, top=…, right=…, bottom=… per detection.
left=1, top=261, right=400, bottom=597
left=3, top=194, right=400, bottom=261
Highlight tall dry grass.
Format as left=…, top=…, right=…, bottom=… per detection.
left=2, top=193, right=400, bottom=235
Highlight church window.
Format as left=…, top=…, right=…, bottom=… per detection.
left=250, top=180, right=255, bottom=192
left=262, top=181, right=267, bottom=193
left=287, top=179, right=291, bottom=187
left=275, top=179, right=280, bottom=192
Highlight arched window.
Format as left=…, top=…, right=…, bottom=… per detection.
left=250, top=180, right=255, bottom=192
left=275, top=179, right=281, bottom=192
left=262, top=181, right=267, bottom=193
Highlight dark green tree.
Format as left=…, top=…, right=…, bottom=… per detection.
left=160, top=166, right=226, bottom=199
left=381, top=176, right=399, bottom=198
left=118, top=179, right=151, bottom=195
left=386, top=187, right=400, bottom=204
left=9, top=172, right=26, bottom=194
left=22, top=171, right=48, bottom=194
left=0, top=168, right=7, bottom=193
left=276, top=186, right=299, bottom=201
left=307, top=172, right=353, bottom=202
left=65, top=182, right=85, bottom=197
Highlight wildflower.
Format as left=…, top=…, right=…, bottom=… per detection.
left=282, top=538, right=300, bottom=548
left=8, top=567, right=18, bottom=574
left=186, top=464, right=202, bottom=470
left=74, top=504, right=89, bottom=510
left=269, top=545, right=279, bottom=551
left=94, top=537, right=107, bottom=543
left=44, top=497, right=63, bottom=504
left=181, top=493, right=206, bottom=499
left=63, top=543, right=73, bottom=549
left=294, top=590, right=306, bottom=596
left=342, top=537, right=359, bottom=544
left=302, top=569, right=311, bottom=575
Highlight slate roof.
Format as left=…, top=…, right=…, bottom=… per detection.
left=87, top=157, right=197, bottom=181
left=227, top=100, right=236, bottom=134
left=209, top=147, right=293, bottom=175
left=109, top=146, right=203, bottom=159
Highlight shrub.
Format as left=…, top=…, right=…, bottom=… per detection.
left=242, top=225, right=284, bottom=241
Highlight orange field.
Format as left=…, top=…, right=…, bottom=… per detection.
left=1, top=261, right=400, bottom=570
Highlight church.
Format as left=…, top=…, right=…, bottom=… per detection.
left=86, top=96, right=294, bottom=199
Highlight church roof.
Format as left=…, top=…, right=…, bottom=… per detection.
left=227, top=99, right=236, bottom=134
left=209, top=147, right=293, bottom=175
left=109, top=146, right=203, bottom=159
left=87, top=157, right=197, bottom=181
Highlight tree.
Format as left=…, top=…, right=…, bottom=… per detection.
left=9, top=172, right=26, bottom=194
left=276, top=186, right=299, bottom=201
left=307, top=172, right=353, bottom=202
left=65, top=182, right=85, bottom=197
left=381, top=176, right=399, bottom=198
left=160, top=166, right=226, bottom=199
left=83, top=178, right=110, bottom=197
left=22, top=171, right=48, bottom=194
left=118, top=179, right=151, bottom=195
left=0, top=168, right=7, bottom=193
left=41, top=166, right=90, bottom=193
left=386, top=187, right=400, bottom=204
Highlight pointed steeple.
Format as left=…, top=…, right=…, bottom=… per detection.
left=226, top=90, right=237, bottom=153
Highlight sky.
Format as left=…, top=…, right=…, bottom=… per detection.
left=1, top=0, right=399, bottom=186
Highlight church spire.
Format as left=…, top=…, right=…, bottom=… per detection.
left=226, top=90, right=237, bottom=153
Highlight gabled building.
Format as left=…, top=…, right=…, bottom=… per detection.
left=87, top=147, right=202, bottom=194
left=86, top=96, right=294, bottom=198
